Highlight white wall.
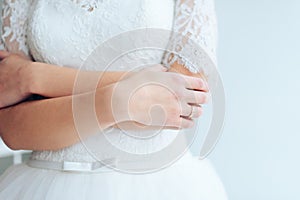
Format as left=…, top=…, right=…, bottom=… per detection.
left=210, top=0, right=300, bottom=199
left=0, top=0, right=300, bottom=199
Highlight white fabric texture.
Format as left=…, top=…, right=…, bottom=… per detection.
left=0, top=0, right=227, bottom=199
left=0, top=0, right=32, bottom=56
left=162, top=0, right=218, bottom=74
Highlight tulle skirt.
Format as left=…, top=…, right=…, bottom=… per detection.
left=0, top=153, right=227, bottom=200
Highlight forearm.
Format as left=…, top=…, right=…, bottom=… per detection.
left=0, top=62, right=207, bottom=150
left=0, top=85, right=115, bottom=151
left=30, top=62, right=130, bottom=98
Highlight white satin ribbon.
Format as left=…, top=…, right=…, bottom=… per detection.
left=27, top=158, right=117, bottom=173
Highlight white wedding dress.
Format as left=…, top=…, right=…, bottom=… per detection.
left=0, top=0, right=227, bottom=199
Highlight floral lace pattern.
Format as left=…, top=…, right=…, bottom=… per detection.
left=0, top=0, right=217, bottom=162
left=0, top=0, right=33, bottom=56
left=70, top=0, right=103, bottom=12
left=162, top=0, right=217, bottom=75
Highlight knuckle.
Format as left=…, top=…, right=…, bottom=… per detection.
left=170, top=105, right=180, bottom=115
left=171, top=74, right=184, bottom=84
left=175, top=89, right=185, bottom=99
left=174, top=90, right=181, bottom=99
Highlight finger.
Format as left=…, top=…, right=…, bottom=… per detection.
left=0, top=50, right=10, bottom=60
left=167, top=116, right=194, bottom=129
left=182, top=76, right=209, bottom=92
left=179, top=102, right=193, bottom=117
left=180, top=103, right=203, bottom=119
left=184, top=90, right=209, bottom=104
left=177, top=117, right=194, bottom=129
left=187, top=104, right=203, bottom=119
left=165, top=106, right=193, bottom=128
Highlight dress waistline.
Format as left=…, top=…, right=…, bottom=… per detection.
left=27, top=152, right=195, bottom=173
left=27, top=159, right=117, bottom=173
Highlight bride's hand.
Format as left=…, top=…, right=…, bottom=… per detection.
left=112, top=64, right=209, bottom=129
left=0, top=51, right=34, bottom=108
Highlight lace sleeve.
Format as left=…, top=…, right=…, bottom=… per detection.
left=162, top=0, right=218, bottom=75
left=0, top=0, right=32, bottom=58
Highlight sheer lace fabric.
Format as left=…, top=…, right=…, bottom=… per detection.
left=1, top=0, right=217, bottom=69
left=0, top=0, right=218, bottom=162
left=162, top=0, right=218, bottom=76
left=0, top=0, right=33, bottom=57
left=70, top=0, right=103, bottom=12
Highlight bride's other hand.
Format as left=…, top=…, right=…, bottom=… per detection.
left=0, top=51, right=35, bottom=108
left=112, top=64, right=209, bottom=129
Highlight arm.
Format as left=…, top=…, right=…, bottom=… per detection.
left=30, top=62, right=130, bottom=98
left=0, top=51, right=133, bottom=108
left=0, top=0, right=120, bottom=150
left=0, top=0, right=132, bottom=108
left=0, top=0, right=208, bottom=151
left=163, top=0, right=218, bottom=79
left=0, top=85, right=116, bottom=151
left=0, top=70, right=207, bottom=151
left=112, top=0, right=218, bottom=131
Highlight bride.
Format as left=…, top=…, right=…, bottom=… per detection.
left=0, top=0, right=227, bottom=199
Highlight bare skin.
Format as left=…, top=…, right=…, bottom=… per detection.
left=0, top=52, right=133, bottom=108
left=0, top=51, right=208, bottom=151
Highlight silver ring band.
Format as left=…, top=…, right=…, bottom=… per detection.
left=188, top=106, right=193, bottom=118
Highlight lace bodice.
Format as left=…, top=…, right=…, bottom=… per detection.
left=1, top=0, right=217, bottom=162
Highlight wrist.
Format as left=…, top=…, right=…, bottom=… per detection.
left=25, top=61, right=45, bottom=95
left=95, top=84, right=120, bottom=129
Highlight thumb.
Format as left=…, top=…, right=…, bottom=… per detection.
left=143, top=64, right=168, bottom=72
left=0, top=50, right=10, bottom=60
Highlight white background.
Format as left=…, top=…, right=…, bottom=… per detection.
left=0, top=0, right=300, bottom=199
left=210, top=0, right=300, bottom=199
